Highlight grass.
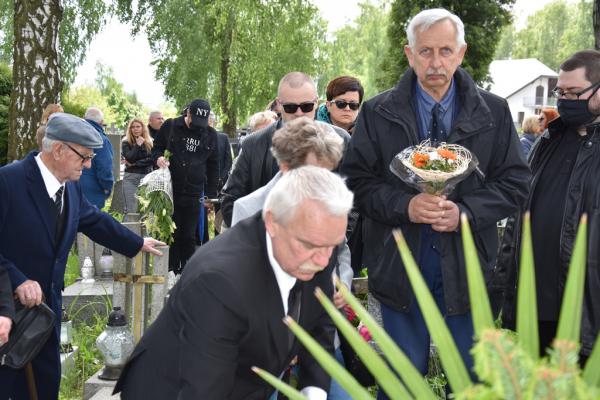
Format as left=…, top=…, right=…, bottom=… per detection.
left=59, top=300, right=110, bottom=400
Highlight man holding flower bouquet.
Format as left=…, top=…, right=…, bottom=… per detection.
left=341, top=8, right=530, bottom=389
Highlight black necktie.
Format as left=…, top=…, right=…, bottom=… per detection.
left=287, top=281, right=302, bottom=350
left=430, top=103, right=446, bottom=144
left=54, top=186, right=64, bottom=214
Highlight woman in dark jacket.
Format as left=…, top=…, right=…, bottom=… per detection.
left=122, top=118, right=154, bottom=213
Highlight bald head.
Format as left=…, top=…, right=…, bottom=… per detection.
left=276, top=72, right=318, bottom=122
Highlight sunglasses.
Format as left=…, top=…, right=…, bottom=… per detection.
left=331, top=100, right=360, bottom=111
left=64, top=143, right=96, bottom=162
left=281, top=102, right=316, bottom=114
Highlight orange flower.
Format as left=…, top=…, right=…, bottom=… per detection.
left=437, top=148, right=457, bottom=160
left=412, top=152, right=429, bottom=168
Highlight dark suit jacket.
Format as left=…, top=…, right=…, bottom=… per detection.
left=216, top=132, right=232, bottom=192
left=0, top=152, right=143, bottom=337
left=0, top=266, right=14, bottom=321
left=115, top=212, right=335, bottom=399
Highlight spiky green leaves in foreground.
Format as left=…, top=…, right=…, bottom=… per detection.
left=516, top=212, right=539, bottom=360
left=256, top=213, right=600, bottom=399
left=335, top=280, right=436, bottom=399
left=393, top=229, right=472, bottom=393
left=460, top=213, right=495, bottom=336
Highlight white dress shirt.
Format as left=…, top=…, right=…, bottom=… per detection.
left=265, top=233, right=327, bottom=400
left=35, top=154, right=64, bottom=211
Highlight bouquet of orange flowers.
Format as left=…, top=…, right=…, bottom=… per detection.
left=390, top=139, right=479, bottom=195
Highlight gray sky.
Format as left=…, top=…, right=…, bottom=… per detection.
left=72, top=0, right=558, bottom=109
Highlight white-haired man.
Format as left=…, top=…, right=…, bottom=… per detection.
left=0, top=113, right=164, bottom=399
left=80, top=107, right=114, bottom=209
left=341, top=8, right=530, bottom=386
left=116, top=166, right=353, bottom=399
left=147, top=110, right=164, bottom=139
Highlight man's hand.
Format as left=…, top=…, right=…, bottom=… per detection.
left=141, top=237, right=166, bottom=256
left=333, top=284, right=348, bottom=308
left=431, top=199, right=460, bottom=232
left=0, top=316, right=12, bottom=346
left=15, top=280, right=43, bottom=308
left=408, top=193, right=445, bottom=224
left=157, top=156, right=170, bottom=169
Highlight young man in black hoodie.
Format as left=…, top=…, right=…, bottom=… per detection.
left=153, top=99, right=219, bottom=274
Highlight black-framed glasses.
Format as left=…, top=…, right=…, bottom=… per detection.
left=281, top=101, right=316, bottom=114
left=552, top=81, right=600, bottom=100
left=64, top=143, right=95, bottom=162
left=331, top=100, right=360, bottom=111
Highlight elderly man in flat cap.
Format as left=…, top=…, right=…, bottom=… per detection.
left=0, top=113, right=165, bottom=400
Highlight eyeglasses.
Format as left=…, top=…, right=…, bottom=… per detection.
left=552, top=81, right=600, bottom=100
left=331, top=100, right=360, bottom=111
left=281, top=101, right=316, bottom=114
left=64, top=143, right=95, bottom=162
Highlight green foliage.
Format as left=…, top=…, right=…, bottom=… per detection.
left=137, top=182, right=175, bottom=245
left=64, top=250, right=80, bottom=289
left=499, top=1, right=594, bottom=71
left=378, top=0, right=514, bottom=89
left=94, top=62, right=145, bottom=128
left=0, top=63, right=11, bottom=165
left=0, top=0, right=109, bottom=87
left=62, top=63, right=145, bottom=128
left=258, top=214, right=600, bottom=399
left=318, top=1, right=390, bottom=101
left=116, top=0, right=326, bottom=134
left=59, top=302, right=111, bottom=399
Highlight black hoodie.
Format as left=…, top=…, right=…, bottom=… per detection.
left=152, top=115, right=218, bottom=197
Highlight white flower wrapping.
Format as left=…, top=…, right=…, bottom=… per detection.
left=390, top=139, right=479, bottom=195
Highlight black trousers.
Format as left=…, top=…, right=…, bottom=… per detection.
left=169, top=193, right=201, bottom=274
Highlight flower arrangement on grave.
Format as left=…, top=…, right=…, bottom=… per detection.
left=390, top=139, right=479, bottom=195
left=136, top=150, right=176, bottom=244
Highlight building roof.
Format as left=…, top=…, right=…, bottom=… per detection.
left=488, top=58, right=558, bottom=98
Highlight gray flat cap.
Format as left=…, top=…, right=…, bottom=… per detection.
left=45, top=112, right=104, bottom=149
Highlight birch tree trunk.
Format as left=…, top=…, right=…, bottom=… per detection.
left=595, top=0, right=600, bottom=50
left=9, top=0, right=62, bottom=161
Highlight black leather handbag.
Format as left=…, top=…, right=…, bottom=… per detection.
left=0, top=300, right=56, bottom=369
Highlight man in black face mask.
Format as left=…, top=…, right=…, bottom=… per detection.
left=153, top=98, right=219, bottom=274
left=498, top=50, right=600, bottom=365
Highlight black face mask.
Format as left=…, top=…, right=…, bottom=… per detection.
left=557, top=98, right=598, bottom=127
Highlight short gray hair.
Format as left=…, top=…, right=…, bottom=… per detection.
left=84, top=107, right=104, bottom=124
left=41, top=136, right=60, bottom=152
left=148, top=110, right=163, bottom=119
left=271, top=117, right=344, bottom=169
left=263, top=165, right=353, bottom=226
left=406, top=8, right=466, bottom=49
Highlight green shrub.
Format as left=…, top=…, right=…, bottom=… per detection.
left=256, top=214, right=600, bottom=399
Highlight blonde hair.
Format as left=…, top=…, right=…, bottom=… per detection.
left=248, top=111, right=277, bottom=132
left=126, top=118, right=153, bottom=152
left=40, top=104, right=64, bottom=124
left=522, top=115, right=541, bottom=134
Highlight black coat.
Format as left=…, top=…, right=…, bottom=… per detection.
left=152, top=116, right=219, bottom=197
left=216, top=132, right=233, bottom=192
left=498, top=120, right=600, bottom=355
left=115, top=212, right=335, bottom=399
left=220, top=121, right=350, bottom=227
left=341, top=68, right=530, bottom=315
left=121, top=140, right=153, bottom=174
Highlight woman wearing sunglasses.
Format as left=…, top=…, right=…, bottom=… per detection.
left=317, top=76, right=364, bottom=134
